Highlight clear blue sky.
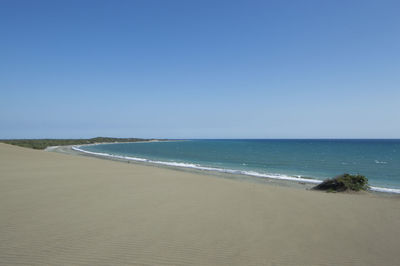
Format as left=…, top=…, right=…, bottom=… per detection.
left=1, top=0, right=399, bottom=139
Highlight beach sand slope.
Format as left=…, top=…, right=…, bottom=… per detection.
left=0, top=143, right=399, bottom=265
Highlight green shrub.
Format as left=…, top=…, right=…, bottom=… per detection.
left=313, top=173, right=369, bottom=192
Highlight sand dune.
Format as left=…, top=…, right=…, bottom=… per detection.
left=1, top=143, right=399, bottom=265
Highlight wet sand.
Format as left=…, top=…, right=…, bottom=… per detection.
left=1, top=143, right=399, bottom=265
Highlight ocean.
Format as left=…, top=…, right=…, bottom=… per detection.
left=75, top=139, right=400, bottom=193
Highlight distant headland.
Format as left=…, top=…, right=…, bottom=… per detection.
left=0, top=137, right=158, bottom=150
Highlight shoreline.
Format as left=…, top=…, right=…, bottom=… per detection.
left=48, top=144, right=319, bottom=191
left=49, top=143, right=400, bottom=195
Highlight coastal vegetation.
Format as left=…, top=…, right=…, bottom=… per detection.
left=313, top=173, right=369, bottom=192
left=0, top=137, right=150, bottom=150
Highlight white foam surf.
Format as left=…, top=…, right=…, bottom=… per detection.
left=72, top=145, right=400, bottom=194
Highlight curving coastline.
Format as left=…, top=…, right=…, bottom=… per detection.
left=65, top=144, right=400, bottom=194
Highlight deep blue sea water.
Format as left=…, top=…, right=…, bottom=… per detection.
left=78, top=139, right=400, bottom=193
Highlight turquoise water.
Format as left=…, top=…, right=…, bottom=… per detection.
left=78, top=139, right=400, bottom=192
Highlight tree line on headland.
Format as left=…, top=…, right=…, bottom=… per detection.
left=0, top=137, right=152, bottom=150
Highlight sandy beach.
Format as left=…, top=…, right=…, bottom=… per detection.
left=1, top=143, right=399, bottom=266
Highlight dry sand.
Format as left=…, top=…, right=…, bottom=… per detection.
left=1, top=143, right=399, bottom=266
